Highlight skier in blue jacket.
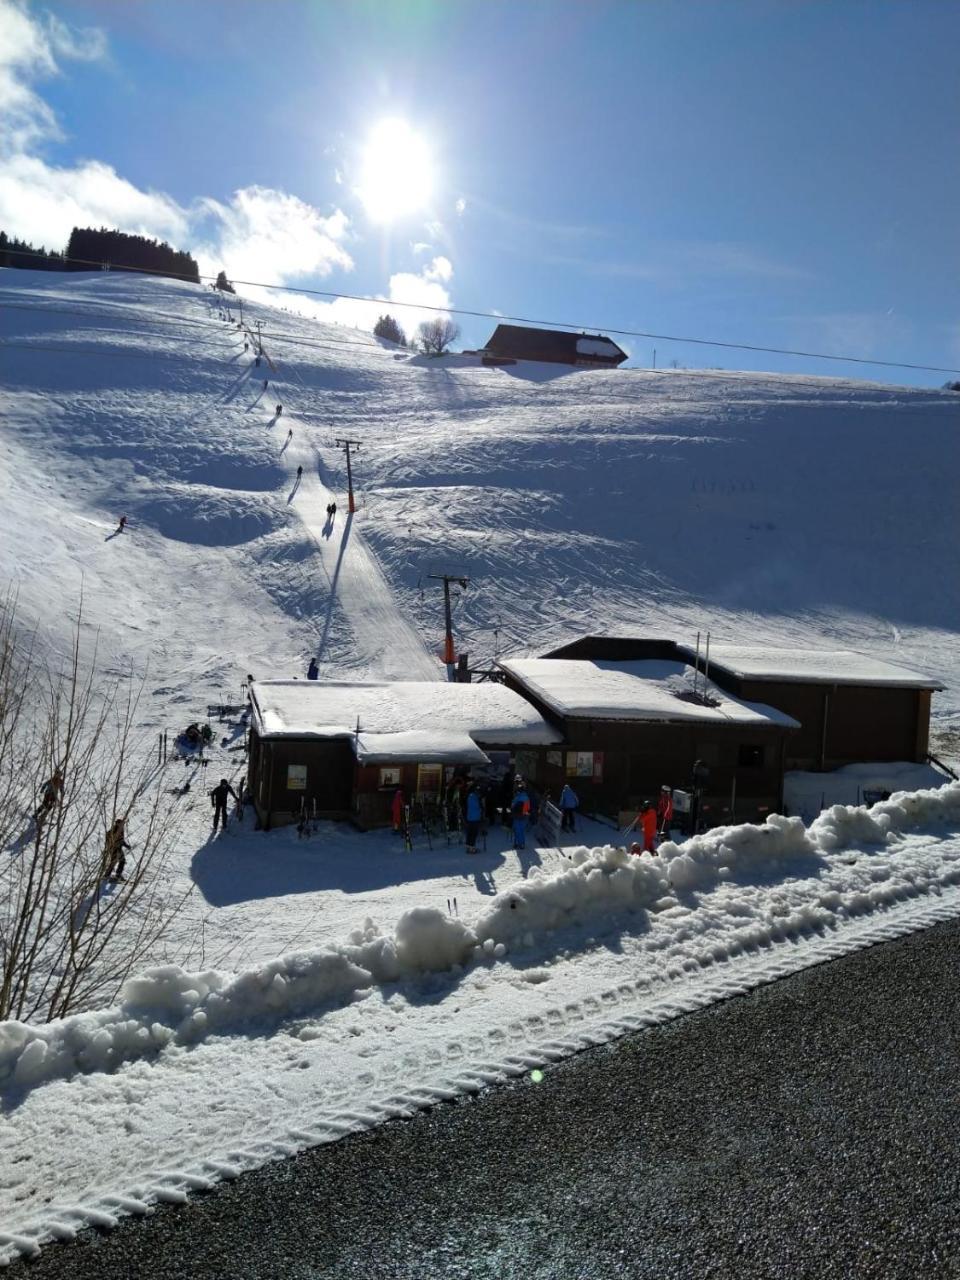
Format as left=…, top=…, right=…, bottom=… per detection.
left=465, top=784, right=483, bottom=854
left=511, top=778, right=530, bottom=851
left=559, top=783, right=579, bottom=832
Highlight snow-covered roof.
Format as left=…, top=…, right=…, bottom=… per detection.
left=678, top=645, right=944, bottom=689
left=576, top=337, right=621, bottom=358
left=250, top=680, right=562, bottom=764
left=499, top=658, right=799, bottom=728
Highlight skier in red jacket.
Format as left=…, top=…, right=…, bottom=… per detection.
left=391, top=787, right=405, bottom=833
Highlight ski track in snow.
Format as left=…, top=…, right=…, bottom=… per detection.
left=1, top=271, right=960, bottom=1261
left=281, top=434, right=439, bottom=681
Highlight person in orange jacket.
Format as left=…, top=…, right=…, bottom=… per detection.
left=639, top=802, right=658, bottom=853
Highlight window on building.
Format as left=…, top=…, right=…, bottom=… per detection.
left=417, top=763, right=442, bottom=795
left=738, top=744, right=765, bottom=768
left=379, top=766, right=401, bottom=789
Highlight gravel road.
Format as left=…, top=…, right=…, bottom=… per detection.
left=13, top=916, right=960, bottom=1279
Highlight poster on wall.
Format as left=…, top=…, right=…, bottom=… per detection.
left=287, top=764, right=307, bottom=790
left=566, top=751, right=603, bottom=780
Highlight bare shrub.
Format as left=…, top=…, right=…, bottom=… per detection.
left=0, top=594, right=190, bottom=1022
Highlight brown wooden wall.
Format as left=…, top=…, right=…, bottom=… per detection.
left=249, top=731, right=356, bottom=829
left=736, top=680, right=929, bottom=768
left=500, top=673, right=788, bottom=825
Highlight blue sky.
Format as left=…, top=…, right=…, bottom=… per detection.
left=2, top=0, right=958, bottom=384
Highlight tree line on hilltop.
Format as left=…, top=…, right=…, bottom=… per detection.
left=0, top=226, right=200, bottom=283
left=374, top=312, right=460, bottom=355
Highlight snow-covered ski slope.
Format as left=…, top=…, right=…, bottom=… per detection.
left=1, top=267, right=958, bottom=722
left=2, top=269, right=960, bottom=1261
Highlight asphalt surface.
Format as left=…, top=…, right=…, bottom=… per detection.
left=13, top=917, right=960, bottom=1279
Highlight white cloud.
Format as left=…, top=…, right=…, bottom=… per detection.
left=455, top=197, right=466, bottom=216
left=0, top=0, right=106, bottom=152
left=423, top=255, right=452, bottom=283
left=43, top=11, right=107, bottom=63
left=193, top=187, right=352, bottom=284
left=0, top=152, right=190, bottom=248
left=382, top=264, right=453, bottom=332
left=410, top=241, right=432, bottom=255
left=270, top=257, right=455, bottom=340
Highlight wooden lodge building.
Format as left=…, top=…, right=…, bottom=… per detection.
left=470, top=324, right=628, bottom=369
left=246, top=639, right=942, bottom=833
left=674, top=642, right=944, bottom=772
left=247, top=680, right=561, bottom=830
left=498, top=644, right=799, bottom=827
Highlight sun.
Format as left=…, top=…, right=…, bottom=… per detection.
left=358, top=118, right=434, bottom=223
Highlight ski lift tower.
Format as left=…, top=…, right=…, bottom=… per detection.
left=429, top=573, right=469, bottom=681
left=335, top=437, right=362, bottom=514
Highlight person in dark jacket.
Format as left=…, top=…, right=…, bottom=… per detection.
left=464, top=784, right=483, bottom=854
left=307, top=658, right=319, bottom=680
left=276, top=404, right=283, bottom=417
left=103, top=817, right=130, bottom=881
left=211, top=778, right=239, bottom=833
left=35, top=768, right=64, bottom=824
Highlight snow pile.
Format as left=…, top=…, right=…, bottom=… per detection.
left=394, top=907, right=476, bottom=971
left=660, top=812, right=818, bottom=890
left=0, top=907, right=480, bottom=1091
left=5, top=784, right=960, bottom=1094
left=474, top=843, right=668, bottom=945
left=811, top=779, right=960, bottom=851
left=784, top=760, right=949, bottom=819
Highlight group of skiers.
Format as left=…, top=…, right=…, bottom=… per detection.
left=33, top=767, right=131, bottom=881
left=628, top=786, right=674, bottom=855
left=390, top=772, right=534, bottom=855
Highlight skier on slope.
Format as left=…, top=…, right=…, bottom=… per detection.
left=102, top=816, right=130, bottom=881
left=276, top=404, right=283, bottom=417
left=296, top=464, right=303, bottom=479
left=117, top=515, right=128, bottom=534
left=210, top=778, right=239, bottom=834
left=34, top=768, right=64, bottom=825
left=307, top=657, right=319, bottom=680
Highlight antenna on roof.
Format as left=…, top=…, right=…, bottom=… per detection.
left=692, top=631, right=701, bottom=702
left=703, top=632, right=711, bottom=700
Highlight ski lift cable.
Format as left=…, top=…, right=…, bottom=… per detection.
left=5, top=247, right=959, bottom=375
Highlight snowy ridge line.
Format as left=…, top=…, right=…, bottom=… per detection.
left=2, top=782, right=959, bottom=1095
left=5, top=884, right=960, bottom=1266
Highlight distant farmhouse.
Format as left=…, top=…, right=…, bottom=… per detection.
left=468, top=324, right=628, bottom=368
